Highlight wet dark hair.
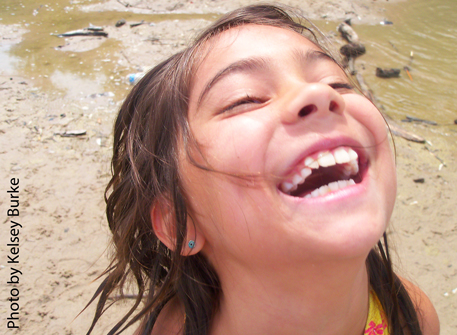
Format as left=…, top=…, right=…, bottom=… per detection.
left=86, top=4, right=422, bottom=335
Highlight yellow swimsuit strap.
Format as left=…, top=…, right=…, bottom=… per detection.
left=364, top=290, right=389, bottom=335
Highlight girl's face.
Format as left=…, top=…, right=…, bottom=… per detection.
left=181, top=25, right=396, bottom=270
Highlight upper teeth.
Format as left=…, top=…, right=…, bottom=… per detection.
left=280, top=147, right=359, bottom=195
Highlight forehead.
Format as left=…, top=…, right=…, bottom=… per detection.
left=190, top=25, right=332, bottom=103
left=199, top=24, right=320, bottom=68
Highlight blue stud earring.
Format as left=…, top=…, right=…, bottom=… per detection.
left=188, top=240, right=195, bottom=249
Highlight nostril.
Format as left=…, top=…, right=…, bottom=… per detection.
left=329, top=101, right=338, bottom=112
left=298, top=104, right=316, bottom=117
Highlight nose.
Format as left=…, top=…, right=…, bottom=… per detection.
left=280, top=83, right=345, bottom=124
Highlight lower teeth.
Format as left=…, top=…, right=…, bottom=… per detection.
left=304, top=179, right=355, bottom=198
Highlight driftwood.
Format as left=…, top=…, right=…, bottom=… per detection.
left=87, top=26, right=103, bottom=32
left=340, top=43, right=366, bottom=58
left=117, top=0, right=130, bottom=7
left=338, top=23, right=426, bottom=143
left=56, top=28, right=108, bottom=38
left=115, top=19, right=126, bottom=27
left=337, top=22, right=359, bottom=44
left=376, top=68, right=401, bottom=78
left=385, top=118, right=426, bottom=143
left=337, top=23, right=365, bottom=75
left=130, top=20, right=145, bottom=28
left=55, top=130, right=87, bottom=137
left=340, top=44, right=366, bottom=75
left=402, top=116, right=437, bottom=126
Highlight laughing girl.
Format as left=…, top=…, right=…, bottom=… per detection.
left=87, top=4, right=439, bottom=335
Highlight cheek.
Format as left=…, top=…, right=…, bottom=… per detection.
left=192, top=115, right=271, bottom=173
left=180, top=159, right=273, bottom=255
left=345, top=95, right=397, bottom=216
left=180, top=121, right=279, bottom=253
left=383, top=149, right=397, bottom=220
left=344, top=95, right=389, bottom=145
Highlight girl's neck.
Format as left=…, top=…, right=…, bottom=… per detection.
left=210, top=256, right=370, bottom=335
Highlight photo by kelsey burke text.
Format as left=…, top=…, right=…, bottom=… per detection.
left=6, top=177, right=22, bottom=330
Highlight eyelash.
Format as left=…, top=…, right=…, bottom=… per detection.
left=328, top=82, right=354, bottom=91
left=223, top=94, right=263, bottom=113
left=221, top=83, right=353, bottom=114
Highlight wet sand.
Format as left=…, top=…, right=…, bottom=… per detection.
left=0, top=0, right=455, bottom=334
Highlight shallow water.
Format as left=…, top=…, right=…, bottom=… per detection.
left=0, top=0, right=217, bottom=96
left=1, top=0, right=456, bottom=126
left=352, top=0, right=457, bottom=126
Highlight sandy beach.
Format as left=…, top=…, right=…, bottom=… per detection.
left=1, top=0, right=455, bottom=334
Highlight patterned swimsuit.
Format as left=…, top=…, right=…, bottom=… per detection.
left=364, top=290, right=389, bottom=335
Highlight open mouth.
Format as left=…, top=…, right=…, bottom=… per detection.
left=278, top=147, right=364, bottom=199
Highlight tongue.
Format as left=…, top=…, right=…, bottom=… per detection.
left=289, top=167, right=348, bottom=197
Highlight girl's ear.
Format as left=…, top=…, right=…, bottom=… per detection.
left=151, top=197, right=205, bottom=256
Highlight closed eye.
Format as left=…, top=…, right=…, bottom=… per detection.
left=223, top=94, right=263, bottom=113
left=328, top=82, right=354, bottom=92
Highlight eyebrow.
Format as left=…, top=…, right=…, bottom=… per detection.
left=196, top=49, right=337, bottom=108
left=292, top=48, right=337, bottom=66
left=197, top=56, right=270, bottom=108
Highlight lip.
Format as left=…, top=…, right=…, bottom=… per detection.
left=274, top=135, right=370, bottom=202
left=277, top=157, right=370, bottom=204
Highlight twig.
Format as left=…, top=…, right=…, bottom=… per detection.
left=403, top=66, right=413, bottom=81
left=389, top=41, right=399, bottom=52
left=107, top=294, right=139, bottom=301
left=120, top=50, right=131, bottom=64
left=403, top=116, right=436, bottom=126
left=424, top=146, right=446, bottom=166
left=117, top=0, right=129, bottom=7
left=130, top=20, right=145, bottom=28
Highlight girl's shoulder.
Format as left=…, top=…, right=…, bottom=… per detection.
left=400, top=277, right=440, bottom=335
left=146, top=280, right=440, bottom=335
